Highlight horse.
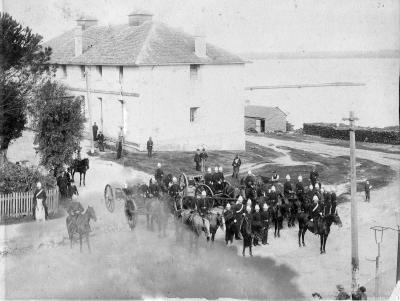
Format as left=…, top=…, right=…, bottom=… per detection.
left=66, top=206, right=97, bottom=253
left=239, top=214, right=253, bottom=257
left=207, top=211, right=225, bottom=242
left=272, top=203, right=284, bottom=238
left=146, top=195, right=170, bottom=238
left=297, top=208, right=342, bottom=253
left=177, top=209, right=210, bottom=252
left=70, top=158, right=89, bottom=186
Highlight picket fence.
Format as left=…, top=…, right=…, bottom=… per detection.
left=0, top=188, right=59, bottom=221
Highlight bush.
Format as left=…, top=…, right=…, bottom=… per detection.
left=303, top=123, right=400, bottom=145
left=0, top=162, right=56, bottom=194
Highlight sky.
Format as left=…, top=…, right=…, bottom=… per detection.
left=2, top=0, right=400, bottom=54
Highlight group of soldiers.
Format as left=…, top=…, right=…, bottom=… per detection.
left=146, top=161, right=338, bottom=247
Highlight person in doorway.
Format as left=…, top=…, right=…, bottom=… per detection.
left=232, top=154, right=241, bottom=179
left=194, top=149, right=201, bottom=171
left=97, top=131, right=105, bottom=151
left=92, top=122, right=98, bottom=141
left=116, top=127, right=124, bottom=159
left=147, top=137, right=153, bottom=158
left=200, top=148, right=208, bottom=172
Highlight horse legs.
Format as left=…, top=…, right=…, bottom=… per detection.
left=298, top=227, right=302, bottom=247
left=79, top=234, right=83, bottom=253
left=302, top=229, right=306, bottom=247
left=323, top=235, right=327, bottom=253
left=83, top=172, right=86, bottom=186
left=79, top=173, right=82, bottom=186
left=242, top=241, right=246, bottom=256
left=86, top=233, right=91, bottom=253
left=319, top=235, right=323, bottom=254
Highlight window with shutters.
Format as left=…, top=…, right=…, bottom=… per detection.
left=190, top=107, right=199, bottom=122
left=190, top=64, right=199, bottom=80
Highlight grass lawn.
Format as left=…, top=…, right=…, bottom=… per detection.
left=99, top=141, right=282, bottom=177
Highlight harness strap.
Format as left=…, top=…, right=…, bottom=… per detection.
left=36, top=189, right=44, bottom=198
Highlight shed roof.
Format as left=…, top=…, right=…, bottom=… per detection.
left=44, top=21, right=245, bottom=66
left=245, top=105, right=287, bottom=118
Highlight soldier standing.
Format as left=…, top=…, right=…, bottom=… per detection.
left=200, top=148, right=208, bottom=172
left=97, top=131, right=105, bottom=151
left=33, top=182, right=48, bottom=220
left=296, top=175, right=305, bottom=203
left=364, top=180, right=372, bottom=202
left=116, top=127, right=124, bottom=159
left=154, top=163, right=164, bottom=186
left=232, top=154, right=241, bottom=179
left=194, top=149, right=201, bottom=171
left=146, top=137, right=153, bottom=158
left=309, top=166, right=319, bottom=189
left=252, top=204, right=262, bottom=246
left=223, top=203, right=235, bottom=244
left=260, top=203, right=273, bottom=244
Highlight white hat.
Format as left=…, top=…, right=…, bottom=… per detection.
left=248, top=170, right=252, bottom=175
left=247, top=199, right=252, bottom=205
left=214, top=166, right=218, bottom=172
left=271, top=186, right=276, bottom=192
left=237, top=195, right=243, bottom=202
left=172, top=177, right=177, bottom=183
left=313, top=195, right=319, bottom=202
left=201, top=190, right=207, bottom=196
left=246, top=206, right=252, bottom=212
left=218, top=166, right=223, bottom=172
left=207, top=167, right=211, bottom=173
left=157, top=163, right=161, bottom=168
left=309, top=185, right=313, bottom=190
left=72, top=194, right=78, bottom=200
left=226, top=203, right=231, bottom=210
left=263, top=203, right=268, bottom=209
left=298, top=175, right=302, bottom=181
left=286, top=174, right=290, bottom=180
left=36, top=182, right=42, bottom=188
left=255, top=204, right=260, bottom=211
left=124, top=182, right=128, bottom=189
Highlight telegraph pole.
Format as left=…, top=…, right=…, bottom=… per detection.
left=85, top=70, right=95, bottom=153
left=343, top=111, right=359, bottom=294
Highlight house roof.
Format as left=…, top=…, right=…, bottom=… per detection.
left=245, top=105, right=287, bottom=118
left=44, top=21, right=245, bottom=66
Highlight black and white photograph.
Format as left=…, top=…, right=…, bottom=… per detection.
left=0, top=0, right=399, bottom=300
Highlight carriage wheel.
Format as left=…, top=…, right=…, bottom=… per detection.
left=222, top=181, right=235, bottom=198
left=178, top=173, right=188, bottom=196
left=104, top=184, right=115, bottom=213
left=195, top=184, right=213, bottom=198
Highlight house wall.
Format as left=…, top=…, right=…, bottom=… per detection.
left=244, top=117, right=257, bottom=131
left=265, top=111, right=287, bottom=132
left=56, top=63, right=245, bottom=151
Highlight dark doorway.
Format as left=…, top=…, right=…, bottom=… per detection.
left=260, top=119, right=265, bottom=132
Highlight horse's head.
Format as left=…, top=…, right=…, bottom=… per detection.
left=87, top=206, right=97, bottom=222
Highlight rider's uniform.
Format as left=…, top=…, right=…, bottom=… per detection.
left=169, top=183, right=180, bottom=198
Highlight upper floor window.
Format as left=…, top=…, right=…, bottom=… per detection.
left=118, top=66, right=123, bottom=83
left=190, top=64, right=199, bottom=80
left=80, top=65, right=85, bottom=79
left=96, top=65, right=102, bottom=78
left=190, top=107, right=199, bottom=122
left=61, top=65, right=67, bottom=78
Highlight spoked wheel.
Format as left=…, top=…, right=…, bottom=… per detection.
left=104, top=184, right=115, bottom=213
left=178, top=173, right=188, bottom=196
left=214, top=194, right=231, bottom=207
left=195, top=184, right=213, bottom=197
left=222, top=180, right=236, bottom=198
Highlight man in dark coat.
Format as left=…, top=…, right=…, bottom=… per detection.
left=295, top=175, right=305, bottom=203
left=283, top=174, right=293, bottom=199
left=154, top=163, right=164, bottom=186
left=204, top=167, right=213, bottom=187
left=252, top=204, right=262, bottom=246
left=194, top=149, right=201, bottom=171
left=168, top=177, right=181, bottom=198
left=260, top=203, right=272, bottom=244
left=232, top=154, right=241, bottom=179
left=97, top=131, right=105, bottom=151
left=233, top=196, right=245, bottom=240
left=310, top=166, right=319, bottom=189
left=200, top=148, right=208, bottom=172
left=146, top=137, right=153, bottom=158
left=223, top=203, right=235, bottom=244
left=33, top=182, right=48, bottom=220
left=116, top=127, right=123, bottom=159
left=364, top=180, right=372, bottom=202
left=92, top=122, right=98, bottom=141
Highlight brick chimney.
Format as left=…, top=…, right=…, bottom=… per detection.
left=74, top=17, right=98, bottom=57
left=194, top=35, right=207, bottom=58
left=128, top=10, right=153, bottom=26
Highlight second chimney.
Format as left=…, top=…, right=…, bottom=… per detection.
left=194, top=35, right=207, bottom=58
left=74, top=25, right=83, bottom=57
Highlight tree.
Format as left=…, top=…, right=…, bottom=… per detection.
left=0, top=12, right=52, bottom=166
left=31, top=81, right=86, bottom=175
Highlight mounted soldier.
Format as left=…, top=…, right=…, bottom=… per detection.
left=244, top=170, right=256, bottom=200
left=260, top=203, right=272, bottom=244
left=212, top=166, right=219, bottom=190
left=148, top=177, right=160, bottom=197
left=268, top=185, right=278, bottom=205
left=196, top=190, right=211, bottom=218
left=155, top=163, right=164, bottom=186
left=283, top=174, right=293, bottom=200
left=309, top=166, right=319, bottom=189
left=308, top=195, right=323, bottom=233
left=271, top=170, right=280, bottom=184
left=169, top=177, right=180, bottom=198
left=67, top=195, right=85, bottom=220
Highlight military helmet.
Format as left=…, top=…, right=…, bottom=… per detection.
left=218, top=166, right=223, bottom=172
left=247, top=199, right=252, bottom=205
left=207, top=167, right=211, bottom=173
left=313, top=195, right=319, bottom=202
left=298, top=175, right=303, bottom=181
left=286, top=174, right=290, bottom=180
left=201, top=190, right=207, bottom=197
left=157, top=162, right=161, bottom=168
left=271, top=185, right=276, bottom=192
left=255, top=204, right=260, bottom=211
left=263, top=203, right=268, bottom=210
left=214, top=166, right=218, bottom=172
left=172, top=177, right=177, bottom=183
left=226, top=203, right=231, bottom=210
left=237, top=195, right=243, bottom=202
left=246, top=206, right=252, bottom=213
left=248, top=170, right=252, bottom=175
left=309, top=184, right=313, bottom=190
